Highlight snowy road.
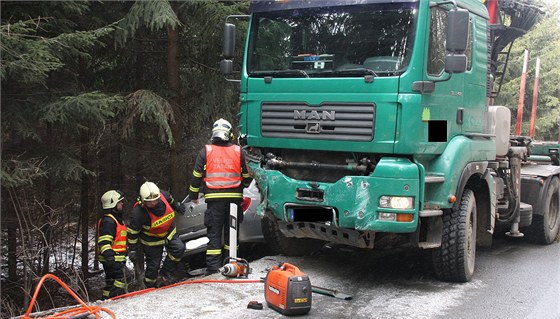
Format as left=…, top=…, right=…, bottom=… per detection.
left=97, top=254, right=478, bottom=319
left=94, top=237, right=560, bottom=319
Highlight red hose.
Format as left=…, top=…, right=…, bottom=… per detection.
left=23, top=273, right=116, bottom=319
left=109, top=278, right=261, bottom=300
left=23, top=274, right=262, bottom=318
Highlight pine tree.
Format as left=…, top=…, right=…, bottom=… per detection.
left=1, top=1, right=122, bottom=310
left=0, top=0, right=251, bottom=313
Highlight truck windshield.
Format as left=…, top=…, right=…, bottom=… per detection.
left=247, top=2, right=418, bottom=78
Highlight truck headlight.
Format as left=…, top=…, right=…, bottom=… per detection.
left=379, top=196, right=414, bottom=210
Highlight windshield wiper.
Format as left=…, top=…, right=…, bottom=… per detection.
left=328, top=68, right=379, bottom=77
left=250, top=69, right=309, bottom=78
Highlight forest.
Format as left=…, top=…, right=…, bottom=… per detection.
left=1, top=0, right=559, bottom=317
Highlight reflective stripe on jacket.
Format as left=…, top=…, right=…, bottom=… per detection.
left=97, top=214, right=127, bottom=255
left=144, top=194, right=175, bottom=238
left=204, top=144, right=242, bottom=189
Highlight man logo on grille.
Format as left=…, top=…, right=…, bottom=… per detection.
left=306, top=122, right=320, bottom=134
left=294, top=110, right=335, bottom=121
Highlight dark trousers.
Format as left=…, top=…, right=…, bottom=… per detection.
left=142, top=234, right=185, bottom=288
left=101, top=260, right=126, bottom=300
left=204, top=200, right=243, bottom=270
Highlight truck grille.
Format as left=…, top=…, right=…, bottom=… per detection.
left=261, top=102, right=375, bottom=141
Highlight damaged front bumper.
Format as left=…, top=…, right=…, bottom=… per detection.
left=252, top=157, right=421, bottom=235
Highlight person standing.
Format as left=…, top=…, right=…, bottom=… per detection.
left=127, top=181, right=186, bottom=288
left=188, top=118, right=252, bottom=275
left=97, top=190, right=127, bottom=300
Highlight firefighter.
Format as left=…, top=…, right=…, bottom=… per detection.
left=188, top=118, right=252, bottom=275
left=127, top=181, right=186, bottom=288
left=97, top=190, right=127, bottom=300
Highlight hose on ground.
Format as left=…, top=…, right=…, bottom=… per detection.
left=22, top=273, right=116, bottom=319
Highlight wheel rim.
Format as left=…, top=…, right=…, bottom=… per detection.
left=546, top=190, right=559, bottom=231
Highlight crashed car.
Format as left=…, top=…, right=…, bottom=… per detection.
left=175, top=180, right=264, bottom=256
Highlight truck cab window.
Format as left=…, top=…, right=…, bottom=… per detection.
left=466, top=19, right=473, bottom=71
left=427, top=7, right=448, bottom=76
left=251, top=18, right=292, bottom=71
left=247, top=2, right=418, bottom=77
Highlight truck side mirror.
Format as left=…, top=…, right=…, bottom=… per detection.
left=444, top=8, right=469, bottom=74
left=220, top=59, right=233, bottom=75
left=223, top=23, right=236, bottom=59
left=446, top=9, right=469, bottom=53
left=444, top=55, right=467, bottom=73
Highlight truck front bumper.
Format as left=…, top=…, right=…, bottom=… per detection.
left=252, top=157, right=421, bottom=233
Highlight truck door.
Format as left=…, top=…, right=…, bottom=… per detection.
left=419, top=5, right=467, bottom=148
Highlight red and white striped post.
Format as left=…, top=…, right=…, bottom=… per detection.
left=515, top=49, right=529, bottom=136
left=229, top=203, right=238, bottom=259
left=529, top=57, right=541, bottom=139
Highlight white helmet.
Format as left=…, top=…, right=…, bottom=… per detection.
left=211, top=118, right=233, bottom=142
left=140, top=181, right=161, bottom=202
left=101, top=190, right=124, bottom=209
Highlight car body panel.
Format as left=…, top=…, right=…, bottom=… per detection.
left=174, top=181, right=264, bottom=256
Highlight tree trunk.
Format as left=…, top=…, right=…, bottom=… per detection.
left=167, top=25, right=184, bottom=199
left=80, top=129, right=91, bottom=276
left=7, top=221, right=17, bottom=282
left=41, top=123, right=54, bottom=275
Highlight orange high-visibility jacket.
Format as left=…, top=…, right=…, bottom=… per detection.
left=204, top=144, right=242, bottom=190
left=144, top=195, right=175, bottom=238
left=97, top=214, right=127, bottom=255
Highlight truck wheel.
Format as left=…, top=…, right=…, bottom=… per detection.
left=261, top=212, right=324, bottom=256
left=524, top=176, right=560, bottom=245
left=432, top=189, right=477, bottom=282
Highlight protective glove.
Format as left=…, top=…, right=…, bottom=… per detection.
left=177, top=204, right=186, bottom=216
left=128, top=251, right=137, bottom=263
left=102, top=250, right=115, bottom=262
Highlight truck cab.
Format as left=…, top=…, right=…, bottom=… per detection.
left=221, top=0, right=558, bottom=282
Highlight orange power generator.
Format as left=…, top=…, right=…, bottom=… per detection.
left=264, top=263, right=312, bottom=315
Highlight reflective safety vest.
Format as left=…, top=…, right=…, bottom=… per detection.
left=204, top=144, right=242, bottom=189
left=144, top=195, right=175, bottom=238
left=97, top=214, right=127, bottom=254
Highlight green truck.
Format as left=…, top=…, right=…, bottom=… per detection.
left=220, top=0, right=560, bottom=282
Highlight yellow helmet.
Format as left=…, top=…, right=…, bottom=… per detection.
left=101, top=190, right=124, bottom=209
left=140, top=181, right=160, bottom=202
left=211, top=118, right=233, bottom=142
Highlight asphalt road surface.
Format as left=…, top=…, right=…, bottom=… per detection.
left=95, top=237, right=559, bottom=319
left=435, top=237, right=560, bottom=319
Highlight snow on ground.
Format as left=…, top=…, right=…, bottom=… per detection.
left=93, top=253, right=485, bottom=319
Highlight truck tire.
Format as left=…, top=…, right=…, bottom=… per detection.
left=261, top=212, right=324, bottom=256
left=432, top=189, right=477, bottom=282
left=523, top=176, right=560, bottom=245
